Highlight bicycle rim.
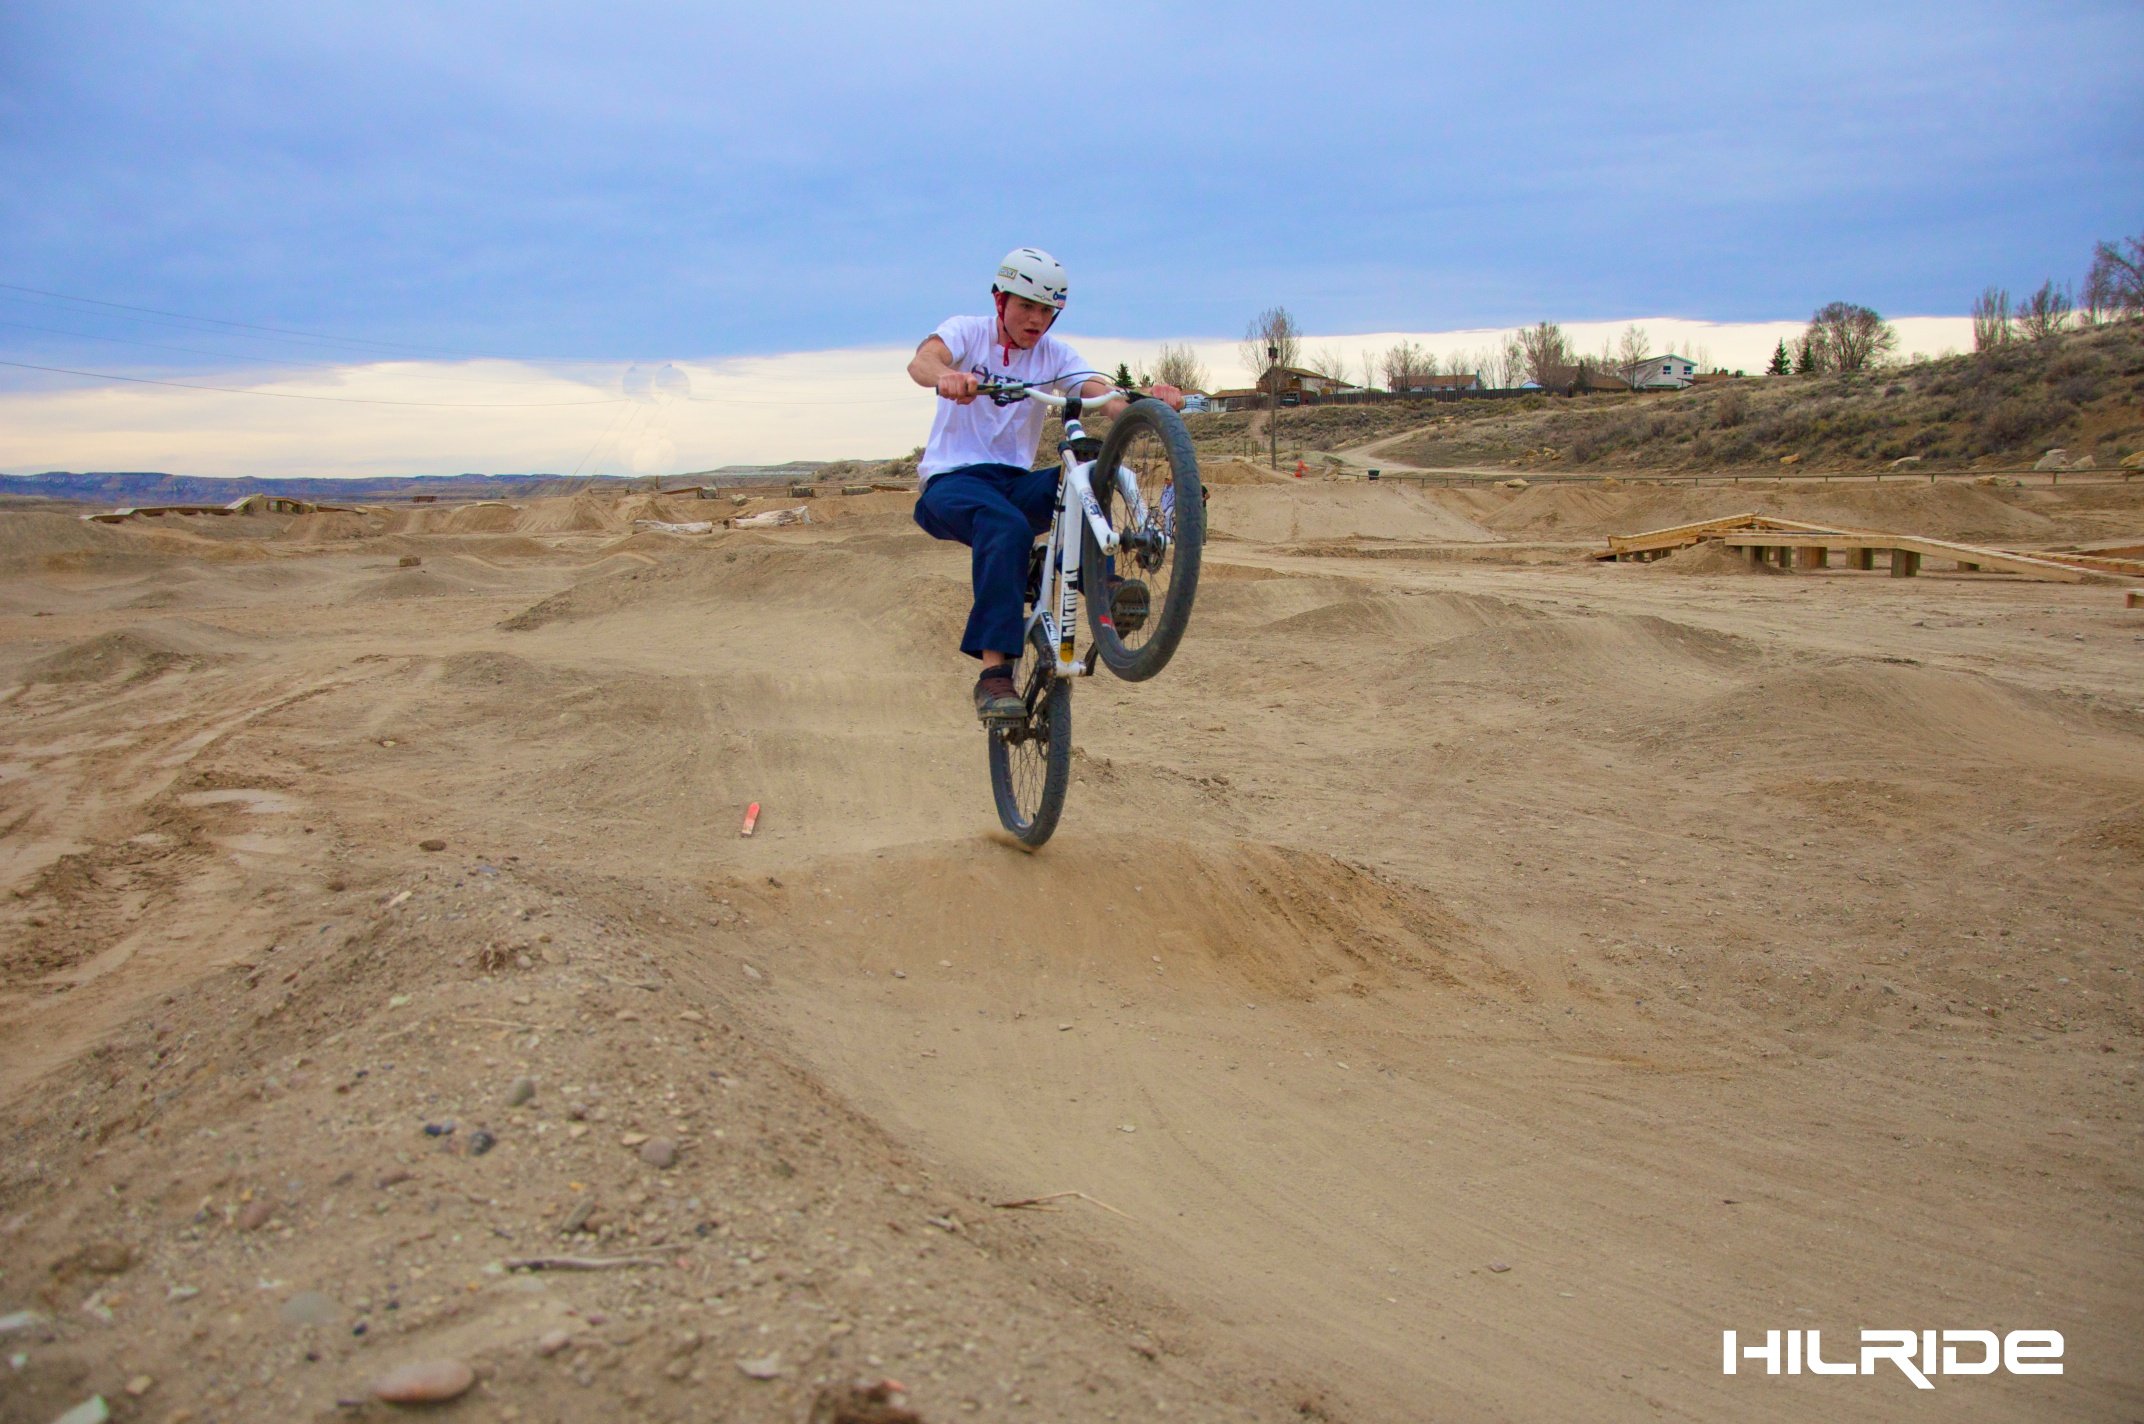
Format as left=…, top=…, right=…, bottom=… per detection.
left=1086, top=402, right=1203, bottom=681
left=986, top=638, right=1072, bottom=847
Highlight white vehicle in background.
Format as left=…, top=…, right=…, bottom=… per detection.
left=1181, top=393, right=1211, bottom=414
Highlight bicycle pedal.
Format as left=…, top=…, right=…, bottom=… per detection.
left=1106, top=579, right=1151, bottom=634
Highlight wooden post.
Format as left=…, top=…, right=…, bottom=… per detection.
left=1850, top=548, right=1874, bottom=570
left=1957, top=561, right=1979, bottom=572
left=1795, top=547, right=1828, bottom=570
left=1890, top=549, right=1920, bottom=578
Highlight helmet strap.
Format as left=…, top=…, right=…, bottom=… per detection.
left=994, top=290, right=1058, bottom=364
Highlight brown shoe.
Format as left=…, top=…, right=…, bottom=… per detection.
left=974, top=665, right=1025, bottom=723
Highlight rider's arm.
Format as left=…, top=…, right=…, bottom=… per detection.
left=909, top=336, right=979, bottom=404
left=1079, top=375, right=1185, bottom=416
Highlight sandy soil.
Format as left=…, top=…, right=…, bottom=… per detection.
left=2, top=478, right=2140, bottom=1423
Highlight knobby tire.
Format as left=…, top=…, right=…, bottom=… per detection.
left=1084, top=400, right=1203, bottom=681
left=987, top=626, right=1072, bottom=848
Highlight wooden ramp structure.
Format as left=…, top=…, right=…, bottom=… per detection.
left=1598, top=513, right=2144, bottom=583
left=81, top=494, right=361, bottom=523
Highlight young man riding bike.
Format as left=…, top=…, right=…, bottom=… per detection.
left=908, top=247, right=1183, bottom=722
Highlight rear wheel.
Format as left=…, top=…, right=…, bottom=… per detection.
left=987, top=627, right=1072, bottom=847
left=1084, top=400, right=1203, bottom=681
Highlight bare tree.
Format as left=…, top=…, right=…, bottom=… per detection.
left=1613, top=324, right=1650, bottom=389
left=2085, top=234, right=2144, bottom=321
left=1380, top=339, right=1431, bottom=392
left=1495, top=331, right=1528, bottom=389
left=1806, top=302, right=1897, bottom=373
left=1150, top=342, right=1209, bottom=392
left=1311, top=345, right=1353, bottom=384
left=1516, top=321, right=1572, bottom=386
left=1239, top=306, right=1301, bottom=389
left=2015, top=280, right=2073, bottom=342
left=1359, top=349, right=1380, bottom=392
left=1971, top=286, right=2012, bottom=350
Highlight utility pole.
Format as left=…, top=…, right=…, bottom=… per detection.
left=1267, top=342, right=1279, bottom=471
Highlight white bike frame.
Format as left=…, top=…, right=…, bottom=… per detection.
left=983, top=383, right=1163, bottom=678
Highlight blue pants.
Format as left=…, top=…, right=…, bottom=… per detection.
left=914, top=463, right=1059, bottom=660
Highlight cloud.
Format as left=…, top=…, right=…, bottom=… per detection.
left=0, top=315, right=1975, bottom=479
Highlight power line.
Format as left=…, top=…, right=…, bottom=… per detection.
left=0, top=358, right=627, bottom=409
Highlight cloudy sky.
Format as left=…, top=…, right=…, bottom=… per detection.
left=3, top=2, right=2139, bottom=477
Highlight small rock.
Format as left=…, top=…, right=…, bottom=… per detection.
left=422, top=1122, right=454, bottom=1138
left=677, top=1010, right=704, bottom=1024
left=418, top=839, right=448, bottom=853
left=737, top=1353, right=783, bottom=1380
left=506, top=1077, right=536, bottom=1107
left=372, top=1359, right=476, bottom=1403
left=165, top=1287, right=199, bottom=1303
left=48, top=1397, right=109, bottom=1424
left=236, top=1200, right=275, bottom=1232
left=124, top=1375, right=154, bottom=1397
left=0, top=1311, right=44, bottom=1336
left=536, top=1328, right=572, bottom=1357
left=890, top=969, right=906, bottom=980
left=1118, top=1124, right=1136, bottom=1134
left=809, top=1381, right=920, bottom=1424
left=619, top=1132, right=649, bottom=1148
left=1487, top=1261, right=1512, bottom=1274
left=741, top=964, right=763, bottom=981
left=561, top=1200, right=596, bottom=1234
left=639, top=1137, right=677, bottom=1170
left=376, top=1169, right=414, bottom=1189
left=1057, top=1023, right=1073, bottom=1032
left=279, top=1291, right=341, bottom=1327
left=468, top=1129, right=497, bottom=1157
left=69, top=1242, right=134, bottom=1276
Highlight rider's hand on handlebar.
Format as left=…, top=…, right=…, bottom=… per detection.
left=1148, top=382, right=1185, bottom=412
left=936, top=371, right=981, bottom=404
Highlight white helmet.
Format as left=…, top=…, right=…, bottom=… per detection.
left=992, top=247, right=1067, bottom=310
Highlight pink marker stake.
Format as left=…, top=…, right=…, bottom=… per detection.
left=741, top=802, right=760, bottom=837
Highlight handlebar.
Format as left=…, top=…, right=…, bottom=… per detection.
left=971, top=379, right=1126, bottom=409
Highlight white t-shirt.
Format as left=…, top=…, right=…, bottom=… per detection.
left=917, top=313, right=1093, bottom=486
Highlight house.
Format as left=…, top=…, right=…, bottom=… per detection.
left=1210, top=387, right=1263, bottom=413
left=1391, top=372, right=1483, bottom=395
left=1636, top=353, right=1698, bottom=390
left=1257, top=365, right=1348, bottom=400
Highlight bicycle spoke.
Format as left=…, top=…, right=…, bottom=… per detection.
left=1101, top=423, right=1182, bottom=657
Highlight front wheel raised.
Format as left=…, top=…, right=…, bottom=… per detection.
left=987, top=630, right=1072, bottom=848
left=1084, top=399, right=1203, bottom=682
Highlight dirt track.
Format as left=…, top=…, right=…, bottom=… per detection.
left=2, top=477, right=2141, bottom=1422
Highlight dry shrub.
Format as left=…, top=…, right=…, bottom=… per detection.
left=1715, top=387, right=1747, bottom=427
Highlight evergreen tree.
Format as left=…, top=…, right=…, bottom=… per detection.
left=1793, top=333, right=1824, bottom=375
left=1112, top=361, right=1136, bottom=390
left=1766, top=339, right=1791, bottom=377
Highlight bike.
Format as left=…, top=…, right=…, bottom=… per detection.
left=969, top=381, right=1203, bottom=848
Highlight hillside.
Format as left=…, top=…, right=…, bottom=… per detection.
left=1376, top=321, right=2144, bottom=473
